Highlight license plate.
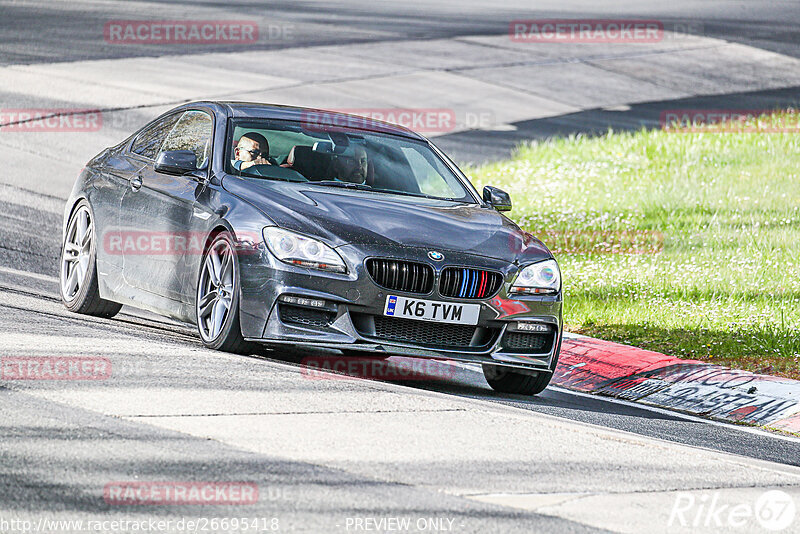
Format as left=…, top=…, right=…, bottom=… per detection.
left=383, top=295, right=480, bottom=325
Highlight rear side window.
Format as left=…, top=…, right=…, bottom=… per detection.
left=160, top=110, right=214, bottom=169
left=130, top=113, right=181, bottom=160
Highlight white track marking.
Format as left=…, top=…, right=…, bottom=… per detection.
left=0, top=265, right=58, bottom=283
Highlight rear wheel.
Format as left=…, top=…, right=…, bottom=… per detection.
left=196, top=232, right=252, bottom=354
left=59, top=201, right=122, bottom=318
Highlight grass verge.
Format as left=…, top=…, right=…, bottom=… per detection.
left=468, top=114, right=800, bottom=379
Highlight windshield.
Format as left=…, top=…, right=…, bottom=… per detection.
left=225, top=118, right=477, bottom=202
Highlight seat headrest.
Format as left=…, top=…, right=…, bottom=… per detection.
left=285, top=145, right=311, bottom=166
left=312, top=141, right=334, bottom=153
left=285, top=145, right=332, bottom=181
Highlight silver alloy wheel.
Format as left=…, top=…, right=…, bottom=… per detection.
left=197, top=237, right=235, bottom=341
left=60, top=205, right=93, bottom=301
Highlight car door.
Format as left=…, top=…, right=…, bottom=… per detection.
left=119, top=109, right=213, bottom=304
left=94, top=113, right=180, bottom=294
left=92, top=150, right=145, bottom=291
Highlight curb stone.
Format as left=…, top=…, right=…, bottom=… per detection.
left=553, top=336, right=800, bottom=433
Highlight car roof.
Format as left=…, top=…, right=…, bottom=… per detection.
left=178, top=101, right=427, bottom=140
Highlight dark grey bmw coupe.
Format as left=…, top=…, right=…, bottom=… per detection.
left=60, top=101, right=563, bottom=395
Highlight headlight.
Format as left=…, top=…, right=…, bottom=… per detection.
left=509, top=259, right=560, bottom=295
left=263, top=227, right=346, bottom=273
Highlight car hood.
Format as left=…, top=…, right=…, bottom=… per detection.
left=223, top=177, right=552, bottom=263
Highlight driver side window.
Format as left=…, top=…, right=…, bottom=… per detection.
left=160, top=111, right=214, bottom=169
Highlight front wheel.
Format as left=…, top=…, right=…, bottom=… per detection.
left=482, top=364, right=553, bottom=395
left=196, top=232, right=252, bottom=354
left=59, top=200, right=122, bottom=318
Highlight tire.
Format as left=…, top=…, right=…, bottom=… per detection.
left=196, top=232, right=252, bottom=354
left=482, top=364, right=553, bottom=395
left=59, top=200, right=122, bottom=318
left=483, top=337, right=562, bottom=395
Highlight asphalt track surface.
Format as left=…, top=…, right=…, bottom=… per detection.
left=2, top=0, right=800, bottom=65
left=2, top=1, right=800, bottom=532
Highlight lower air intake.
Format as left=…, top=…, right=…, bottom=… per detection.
left=502, top=331, right=555, bottom=353
left=351, top=315, right=498, bottom=349
left=279, top=304, right=335, bottom=327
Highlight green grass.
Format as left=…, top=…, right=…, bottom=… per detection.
left=467, top=114, right=800, bottom=378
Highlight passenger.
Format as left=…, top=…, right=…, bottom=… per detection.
left=332, top=145, right=369, bottom=184
left=233, top=132, right=273, bottom=171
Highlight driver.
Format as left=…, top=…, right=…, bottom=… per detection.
left=233, top=132, right=273, bottom=171
left=332, top=145, right=369, bottom=184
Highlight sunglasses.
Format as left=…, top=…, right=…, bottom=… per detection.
left=236, top=147, right=262, bottom=157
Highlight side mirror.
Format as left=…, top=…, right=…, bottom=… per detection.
left=154, top=150, right=198, bottom=176
left=483, top=185, right=512, bottom=212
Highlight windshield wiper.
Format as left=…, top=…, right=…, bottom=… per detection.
left=238, top=171, right=293, bottom=182
left=371, top=189, right=467, bottom=203
left=386, top=190, right=459, bottom=201
left=312, top=181, right=374, bottom=190
left=310, top=181, right=469, bottom=202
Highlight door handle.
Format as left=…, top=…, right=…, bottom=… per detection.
left=129, top=174, right=142, bottom=191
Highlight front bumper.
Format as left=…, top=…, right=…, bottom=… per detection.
left=238, top=243, right=562, bottom=373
